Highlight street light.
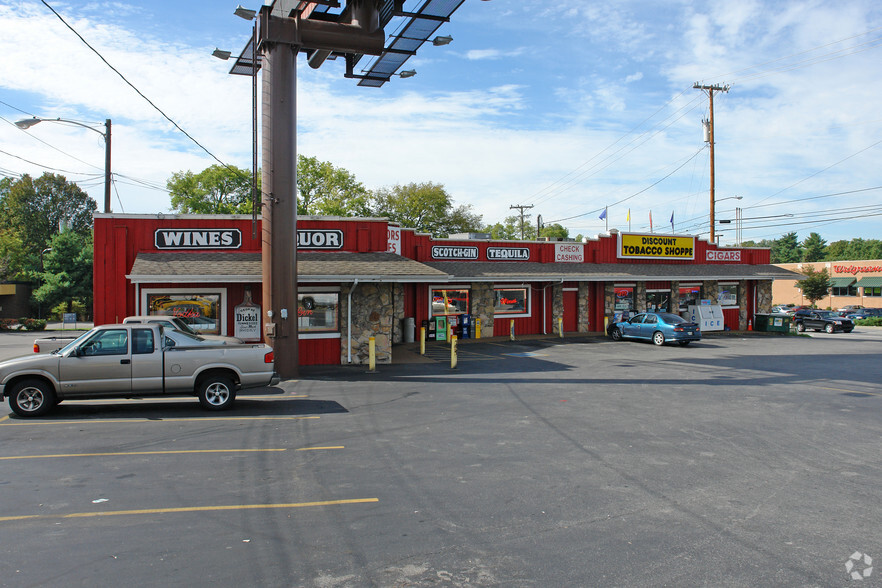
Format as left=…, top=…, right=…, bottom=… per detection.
left=711, top=195, right=742, bottom=243
left=38, top=247, right=52, bottom=320
left=14, top=117, right=112, bottom=213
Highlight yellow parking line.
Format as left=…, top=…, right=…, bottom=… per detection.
left=0, top=498, right=379, bottom=523
left=0, top=415, right=8, bottom=424
left=0, top=448, right=287, bottom=461
left=0, top=416, right=321, bottom=426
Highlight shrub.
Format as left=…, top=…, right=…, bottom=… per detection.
left=0, top=318, right=19, bottom=331
left=854, top=317, right=882, bottom=327
left=18, top=318, right=47, bottom=331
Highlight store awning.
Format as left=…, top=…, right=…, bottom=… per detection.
left=829, top=277, right=856, bottom=287
left=423, top=261, right=804, bottom=282
left=126, top=252, right=448, bottom=284
left=855, top=277, right=882, bottom=288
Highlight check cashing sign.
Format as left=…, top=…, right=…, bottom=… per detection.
left=617, top=233, right=695, bottom=260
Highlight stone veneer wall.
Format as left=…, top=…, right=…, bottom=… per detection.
left=738, top=280, right=748, bottom=329
left=703, top=280, right=719, bottom=305
left=670, top=281, right=681, bottom=313
left=471, top=282, right=495, bottom=337
left=577, top=282, right=592, bottom=332
left=756, top=281, right=773, bottom=314
left=341, top=282, right=394, bottom=365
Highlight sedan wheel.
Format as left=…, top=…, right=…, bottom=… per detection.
left=796, top=322, right=806, bottom=332
left=652, top=331, right=665, bottom=346
left=610, top=327, right=623, bottom=341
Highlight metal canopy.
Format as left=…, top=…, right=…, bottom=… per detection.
left=229, top=0, right=464, bottom=87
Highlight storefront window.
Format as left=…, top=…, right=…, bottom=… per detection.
left=494, top=287, right=528, bottom=315
left=864, top=286, right=881, bottom=297
left=717, top=284, right=738, bottom=306
left=298, top=293, right=339, bottom=332
left=614, top=287, right=634, bottom=312
left=679, top=285, right=701, bottom=311
left=832, top=285, right=858, bottom=296
left=431, top=289, right=469, bottom=316
left=146, top=293, right=221, bottom=335
left=646, top=290, right=670, bottom=312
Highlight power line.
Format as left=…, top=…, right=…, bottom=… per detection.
left=40, top=0, right=241, bottom=176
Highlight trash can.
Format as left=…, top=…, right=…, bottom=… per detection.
left=754, top=313, right=770, bottom=332
left=754, top=313, right=790, bottom=332
left=403, top=317, right=415, bottom=343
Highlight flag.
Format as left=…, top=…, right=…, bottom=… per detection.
left=599, top=207, right=607, bottom=221
left=649, top=210, right=653, bottom=231
left=670, top=211, right=674, bottom=230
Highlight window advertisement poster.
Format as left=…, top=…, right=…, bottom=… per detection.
left=494, top=287, right=528, bottom=315
left=146, top=293, right=220, bottom=335
left=431, top=289, right=469, bottom=316
left=234, top=289, right=261, bottom=341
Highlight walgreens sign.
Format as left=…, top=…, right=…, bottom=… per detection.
left=833, top=265, right=882, bottom=275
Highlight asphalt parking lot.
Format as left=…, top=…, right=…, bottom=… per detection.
left=1, top=329, right=880, bottom=586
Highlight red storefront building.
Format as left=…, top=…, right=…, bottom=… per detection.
left=94, top=213, right=798, bottom=366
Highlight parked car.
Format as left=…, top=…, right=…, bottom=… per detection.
left=4, top=324, right=278, bottom=417
left=837, top=305, right=864, bottom=312
left=792, top=310, right=854, bottom=333
left=607, top=312, right=701, bottom=346
left=123, top=316, right=242, bottom=344
left=770, top=305, right=791, bottom=314
left=844, top=308, right=882, bottom=321
left=783, top=305, right=812, bottom=315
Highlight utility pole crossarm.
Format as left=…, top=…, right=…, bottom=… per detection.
left=510, top=204, right=534, bottom=240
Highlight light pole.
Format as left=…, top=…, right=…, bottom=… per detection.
left=15, top=117, right=112, bottom=213
left=38, top=247, right=52, bottom=320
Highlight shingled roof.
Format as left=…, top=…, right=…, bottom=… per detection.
left=127, top=252, right=448, bottom=283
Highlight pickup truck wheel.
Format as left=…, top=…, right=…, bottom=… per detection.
left=197, top=375, right=236, bottom=411
left=8, top=379, right=57, bottom=417
left=796, top=322, right=806, bottom=332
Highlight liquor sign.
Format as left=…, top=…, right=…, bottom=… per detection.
left=432, top=246, right=479, bottom=260
left=155, top=229, right=242, bottom=250
left=555, top=243, right=584, bottom=263
left=487, top=247, right=530, bottom=261
left=618, top=233, right=695, bottom=260
left=387, top=224, right=402, bottom=255
left=234, top=290, right=261, bottom=341
left=297, top=229, right=344, bottom=250
left=707, top=250, right=741, bottom=262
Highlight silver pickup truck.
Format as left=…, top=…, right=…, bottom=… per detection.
left=1, top=324, right=279, bottom=417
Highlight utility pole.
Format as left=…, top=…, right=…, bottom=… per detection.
left=694, top=82, right=729, bottom=243
left=510, top=204, right=534, bottom=239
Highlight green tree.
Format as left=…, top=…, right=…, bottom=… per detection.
left=771, top=232, right=801, bottom=263
left=0, top=173, right=96, bottom=259
left=297, top=155, right=370, bottom=216
left=824, top=240, right=849, bottom=260
left=795, top=266, right=831, bottom=306
left=486, top=215, right=536, bottom=240
left=0, top=228, right=30, bottom=281
left=33, top=230, right=94, bottom=319
left=800, top=232, right=826, bottom=262
left=540, top=223, right=570, bottom=239
left=168, top=164, right=254, bottom=214
left=370, top=182, right=483, bottom=237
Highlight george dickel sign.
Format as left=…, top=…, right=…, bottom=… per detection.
left=617, top=233, right=695, bottom=260
left=155, top=229, right=242, bottom=250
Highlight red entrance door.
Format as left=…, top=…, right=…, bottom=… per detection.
left=563, top=289, right=578, bottom=333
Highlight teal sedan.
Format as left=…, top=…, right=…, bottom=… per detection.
left=607, top=312, right=701, bottom=346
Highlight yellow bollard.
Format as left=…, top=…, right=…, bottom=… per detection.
left=510, top=319, right=515, bottom=341
left=451, top=335, right=458, bottom=369
left=558, top=317, right=564, bottom=338
left=420, top=326, right=426, bottom=355
left=475, top=317, right=481, bottom=339
left=368, top=336, right=376, bottom=372
left=447, top=321, right=453, bottom=345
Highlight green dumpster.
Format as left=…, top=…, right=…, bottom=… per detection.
left=754, top=313, right=790, bottom=332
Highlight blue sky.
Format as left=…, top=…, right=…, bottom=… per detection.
left=2, top=0, right=881, bottom=247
